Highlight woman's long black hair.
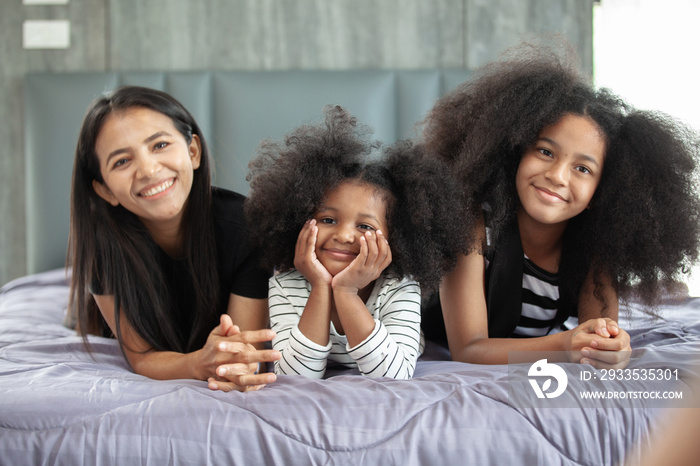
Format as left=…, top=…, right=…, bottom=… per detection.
left=69, top=86, right=219, bottom=357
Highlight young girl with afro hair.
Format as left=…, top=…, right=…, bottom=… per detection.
left=420, top=40, right=700, bottom=368
left=245, top=105, right=471, bottom=379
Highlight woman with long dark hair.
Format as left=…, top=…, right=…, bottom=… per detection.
left=69, top=86, right=279, bottom=391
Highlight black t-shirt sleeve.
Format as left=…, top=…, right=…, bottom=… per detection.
left=212, top=187, right=272, bottom=301
left=229, top=246, right=271, bottom=299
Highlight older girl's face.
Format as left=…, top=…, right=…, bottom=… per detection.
left=516, top=113, right=606, bottom=228
left=92, top=107, right=201, bottom=233
left=313, top=180, right=390, bottom=277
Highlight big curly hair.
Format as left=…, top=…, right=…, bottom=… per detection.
left=245, top=105, right=471, bottom=292
left=421, top=40, right=700, bottom=308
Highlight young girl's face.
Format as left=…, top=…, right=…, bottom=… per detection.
left=515, top=113, right=606, bottom=227
left=92, top=107, right=201, bottom=231
left=313, top=180, right=390, bottom=276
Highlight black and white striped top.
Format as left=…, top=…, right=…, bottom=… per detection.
left=269, top=270, right=424, bottom=379
left=512, top=256, right=561, bottom=337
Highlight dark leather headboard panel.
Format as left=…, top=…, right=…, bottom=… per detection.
left=24, top=70, right=471, bottom=274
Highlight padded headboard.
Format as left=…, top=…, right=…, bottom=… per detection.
left=24, top=70, right=471, bottom=274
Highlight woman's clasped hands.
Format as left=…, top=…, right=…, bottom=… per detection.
left=200, top=314, right=280, bottom=392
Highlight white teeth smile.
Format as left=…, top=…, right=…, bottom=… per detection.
left=141, top=179, right=174, bottom=197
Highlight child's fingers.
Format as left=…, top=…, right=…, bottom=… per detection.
left=364, top=231, right=379, bottom=266
left=347, top=234, right=370, bottom=276
left=588, top=318, right=623, bottom=339
left=295, top=221, right=322, bottom=272
left=605, top=319, right=620, bottom=337
left=302, top=222, right=319, bottom=262
left=580, top=347, right=631, bottom=369
left=295, top=221, right=311, bottom=256
left=583, top=318, right=610, bottom=338
left=357, top=233, right=369, bottom=264
left=308, top=223, right=319, bottom=252
left=376, top=230, right=392, bottom=269
left=588, top=334, right=629, bottom=352
left=593, top=319, right=610, bottom=338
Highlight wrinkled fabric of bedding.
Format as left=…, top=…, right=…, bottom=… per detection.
left=1, top=269, right=699, bottom=465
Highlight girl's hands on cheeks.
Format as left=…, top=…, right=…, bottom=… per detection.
left=332, top=230, right=392, bottom=293
left=200, top=315, right=280, bottom=392
left=567, top=318, right=631, bottom=369
left=294, top=220, right=332, bottom=287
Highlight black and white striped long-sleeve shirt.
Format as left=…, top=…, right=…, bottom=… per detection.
left=269, top=270, right=424, bottom=379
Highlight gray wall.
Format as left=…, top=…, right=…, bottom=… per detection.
left=0, top=0, right=593, bottom=286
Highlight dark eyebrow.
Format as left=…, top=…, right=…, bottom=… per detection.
left=537, top=137, right=601, bottom=168
left=538, top=137, right=560, bottom=149
left=105, top=148, right=128, bottom=167
left=105, top=131, right=173, bottom=167
left=144, top=131, right=172, bottom=144
left=576, top=154, right=601, bottom=168
left=316, top=205, right=336, bottom=213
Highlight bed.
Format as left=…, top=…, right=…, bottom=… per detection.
left=2, top=268, right=699, bottom=465
left=2, top=70, right=699, bottom=465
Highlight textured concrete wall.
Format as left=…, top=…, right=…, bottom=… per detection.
left=0, top=0, right=593, bottom=285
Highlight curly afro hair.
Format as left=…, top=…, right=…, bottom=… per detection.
left=421, top=39, right=700, bottom=308
left=245, top=105, right=471, bottom=292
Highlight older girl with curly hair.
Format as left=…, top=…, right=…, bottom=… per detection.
left=245, top=105, right=471, bottom=379
left=420, top=41, right=700, bottom=368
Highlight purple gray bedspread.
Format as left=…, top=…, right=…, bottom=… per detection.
left=1, top=269, right=699, bottom=465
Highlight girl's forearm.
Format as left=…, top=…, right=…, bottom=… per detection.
left=297, top=284, right=333, bottom=346
left=347, top=322, right=418, bottom=379
left=273, top=325, right=331, bottom=378
left=332, top=289, right=376, bottom=348
left=450, top=332, right=569, bottom=365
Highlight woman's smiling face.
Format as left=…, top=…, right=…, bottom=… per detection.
left=515, top=113, right=606, bottom=228
left=92, top=107, right=201, bottom=233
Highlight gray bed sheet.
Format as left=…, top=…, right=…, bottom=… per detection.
left=1, top=269, right=699, bottom=465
